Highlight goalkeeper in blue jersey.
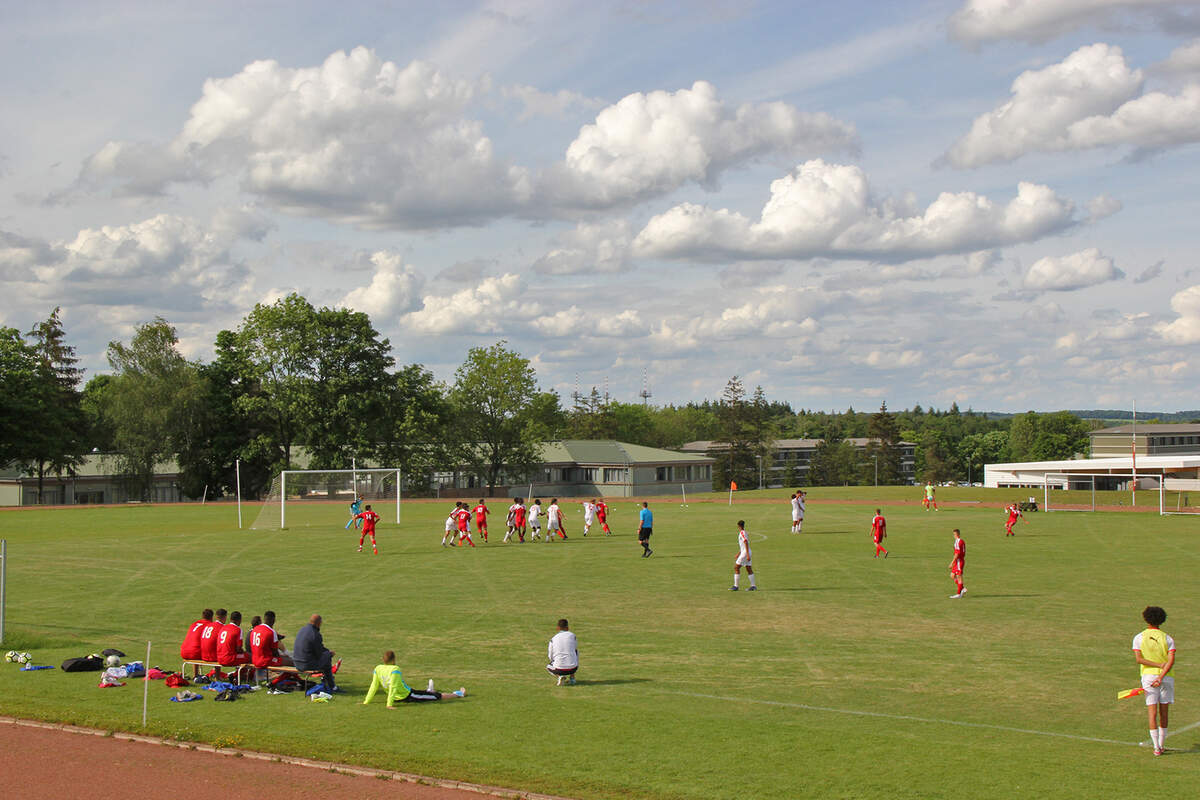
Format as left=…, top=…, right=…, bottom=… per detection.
left=345, top=495, right=364, bottom=529
left=362, top=650, right=466, bottom=707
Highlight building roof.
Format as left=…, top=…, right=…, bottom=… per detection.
left=1093, top=423, right=1200, bottom=435
left=539, top=440, right=713, bottom=465
left=681, top=438, right=914, bottom=451
left=987, top=455, right=1200, bottom=471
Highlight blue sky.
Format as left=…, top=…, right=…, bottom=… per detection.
left=3, top=0, right=1200, bottom=411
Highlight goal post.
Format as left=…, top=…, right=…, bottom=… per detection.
left=250, top=468, right=401, bottom=530
left=1160, top=478, right=1200, bottom=516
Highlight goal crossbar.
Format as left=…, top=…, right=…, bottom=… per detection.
left=281, top=469, right=401, bottom=529
left=249, top=468, right=402, bottom=530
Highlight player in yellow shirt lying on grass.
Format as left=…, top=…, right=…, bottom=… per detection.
left=363, top=650, right=466, bottom=707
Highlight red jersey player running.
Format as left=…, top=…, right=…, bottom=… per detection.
left=355, top=504, right=381, bottom=554
left=595, top=499, right=612, bottom=535
left=473, top=499, right=490, bottom=543
left=454, top=502, right=475, bottom=547
left=1004, top=502, right=1026, bottom=537
left=949, top=529, right=966, bottom=598
left=871, top=508, right=888, bottom=558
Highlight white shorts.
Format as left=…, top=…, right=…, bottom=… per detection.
left=549, top=519, right=560, bottom=531
left=1142, top=674, right=1175, bottom=705
left=791, top=513, right=800, bottom=522
left=735, top=552, right=752, bottom=566
left=584, top=516, right=594, bottom=525
left=531, top=520, right=541, bottom=530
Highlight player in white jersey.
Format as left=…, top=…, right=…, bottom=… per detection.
left=504, top=499, right=520, bottom=543
left=796, top=491, right=806, bottom=533
left=790, top=493, right=801, bottom=533
left=441, top=511, right=458, bottom=547
left=546, top=499, right=567, bottom=541
left=529, top=499, right=543, bottom=540
left=582, top=500, right=596, bottom=536
left=730, top=520, right=756, bottom=591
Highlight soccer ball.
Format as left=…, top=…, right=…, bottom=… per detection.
left=16, top=652, right=31, bottom=665
left=105, top=654, right=121, bottom=668
left=4, top=651, right=16, bottom=663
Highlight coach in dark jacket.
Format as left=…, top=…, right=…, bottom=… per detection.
left=292, top=614, right=338, bottom=691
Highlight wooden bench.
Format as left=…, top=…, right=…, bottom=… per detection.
left=265, top=664, right=327, bottom=685
left=181, top=659, right=255, bottom=684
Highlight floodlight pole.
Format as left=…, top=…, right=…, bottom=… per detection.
left=236, top=458, right=243, bottom=529
left=757, top=455, right=763, bottom=490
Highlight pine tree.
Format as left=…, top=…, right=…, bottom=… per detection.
left=25, top=307, right=86, bottom=503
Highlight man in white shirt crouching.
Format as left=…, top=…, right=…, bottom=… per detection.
left=546, top=618, right=579, bottom=686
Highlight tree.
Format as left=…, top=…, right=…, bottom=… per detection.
left=80, top=374, right=117, bottom=452
left=21, top=308, right=87, bottom=502
left=713, top=376, right=758, bottom=490
left=106, top=318, right=204, bottom=501
left=0, top=327, right=41, bottom=469
left=807, top=435, right=859, bottom=486
left=565, top=387, right=615, bottom=439
left=372, top=364, right=455, bottom=494
left=863, top=402, right=904, bottom=485
left=450, top=341, right=545, bottom=495
left=958, top=430, right=1009, bottom=483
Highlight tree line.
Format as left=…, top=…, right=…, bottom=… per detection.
left=3, top=299, right=1106, bottom=501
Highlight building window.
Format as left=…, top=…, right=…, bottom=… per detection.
left=656, top=466, right=672, bottom=481
left=579, top=468, right=598, bottom=482
left=603, top=468, right=628, bottom=483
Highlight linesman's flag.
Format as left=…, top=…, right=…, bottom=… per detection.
left=730, top=481, right=738, bottom=491
left=1117, top=687, right=1145, bottom=700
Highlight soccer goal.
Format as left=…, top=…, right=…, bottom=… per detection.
left=1160, top=478, right=1200, bottom=516
left=1041, top=473, right=1110, bottom=512
left=249, top=468, right=401, bottom=530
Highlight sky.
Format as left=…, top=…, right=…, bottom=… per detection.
left=3, top=0, right=1200, bottom=412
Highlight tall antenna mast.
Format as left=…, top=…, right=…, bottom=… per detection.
left=639, top=369, right=652, bottom=406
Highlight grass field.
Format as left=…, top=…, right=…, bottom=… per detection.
left=1, top=489, right=1197, bottom=799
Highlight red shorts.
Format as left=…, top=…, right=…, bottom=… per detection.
left=253, top=654, right=286, bottom=668
left=951, top=561, right=963, bottom=575
left=219, top=653, right=251, bottom=667
left=873, top=535, right=884, bottom=543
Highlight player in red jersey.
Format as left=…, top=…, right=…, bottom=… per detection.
left=199, top=608, right=227, bottom=662
left=504, top=498, right=524, bottom=543
left=454, top=502, right=475, bottom=547
left=216, top=610, right=251, bottom=667
left=595, top=499, right=612, bottom=535
left=513, top=498, right=527, bottom=542
left=180, top=608, right=212, bottom=660
left=473, top=499, right=490, bottom=543
left=949, top=529, right=966, bottom=598
left=355, top=504, right=381, bottom=554
left=871, top=509, right=888, bottom=558
left=250, top=610, right=293, bottom=671
left=1004, top=502, right=1026, bottom=537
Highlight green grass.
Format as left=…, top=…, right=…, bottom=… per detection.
left=1, top=490, right=1197, bottom=798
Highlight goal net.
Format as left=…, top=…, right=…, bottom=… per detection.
left=1160, top=478, right=1200, bottom=516
left=1041, top=473, right=1127, bottom=512
left=249, top=469, right=401, bottom=530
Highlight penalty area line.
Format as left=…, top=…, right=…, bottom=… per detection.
left=1142, top=717, right=1200, bottom=746
left=665, top=691, right=1141, bottom=748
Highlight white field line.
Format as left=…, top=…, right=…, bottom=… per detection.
left=1141, top=717, right=1200, bottom=746
left=666, top=691, right=1144, bottom=748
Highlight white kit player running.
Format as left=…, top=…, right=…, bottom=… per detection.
left=546, top=499, right=567, bottom=541
left=730, top=520, right=757, bottom=591
left=441, top=510, right=458, bottom=547
left=529, top=500, right=543, bottom=540
left=582, top=500, right=596, bottom=536
left=504, top=499, right=520, bottom=543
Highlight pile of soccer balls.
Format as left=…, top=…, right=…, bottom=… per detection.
left=5, top=650, right=32, bottom=665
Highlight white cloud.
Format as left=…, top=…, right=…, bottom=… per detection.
left=1022, top=248, right=1124, bottom=291
left=862, top=349, right=925, bottom=368
left=339, top=252, right=424, bottom=318
left=1086, top=194, right=1123, bottom=221
left=1022, top=298, right=1067, bottom=322
left=532, top=307, right=648, bottom=338
left=942, top=44, right=1143, bottom=168
left=532, top=220, right=632, bottom=275
left=633, top=160, right=1076, bottom=262
left=1161, top=38, right=1200, bottom=73
left=948, top=0, right=1186, bottom=44
left=500, top=84, right=604, bottom=120
left=1157, top=284, right=1200, bottom=342
left=401, top=273, right=534, bottom=335
left=945, top=43, right=1200, bottom=166
left=79, top=48, right=532, bottom=229
left=544, top=81, right=859, bottom=208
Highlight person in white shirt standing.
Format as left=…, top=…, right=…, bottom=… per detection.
left=790, top=493, right=801, bottom=533
left=529, top=499, right=543, bottom=540
left=546, top=618, right=579, bottom=685
left=796, top=491, right=806, bottom=533
left=730, top=520, right=757, bottom=591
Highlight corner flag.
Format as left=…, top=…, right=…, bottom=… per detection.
left=728, top=481, right=737, bottom=505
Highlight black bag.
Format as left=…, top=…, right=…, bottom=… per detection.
left=101, top=648, right=126, bottom=658
left=61, top=655, right=105, bottom=672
